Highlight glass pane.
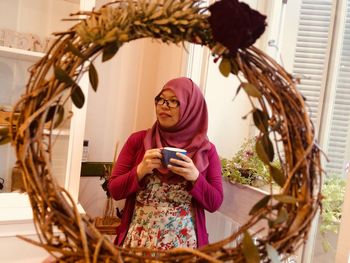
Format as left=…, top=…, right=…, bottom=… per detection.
left=313, top=0, right=350, bottom=262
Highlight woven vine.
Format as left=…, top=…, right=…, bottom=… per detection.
left=6, top=0, right=322, bottom=262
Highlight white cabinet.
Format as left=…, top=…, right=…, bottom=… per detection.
left=0, top=0, right=82, bottom=194
left=0, top=0, right=94, bottom=261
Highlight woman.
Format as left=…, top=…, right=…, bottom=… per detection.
left=108, top=77, right=223, bottom=249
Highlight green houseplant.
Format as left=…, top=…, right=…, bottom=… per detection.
left=221, top=137, right=280, bottom=190
left=320, top=174, right=346, bottom=252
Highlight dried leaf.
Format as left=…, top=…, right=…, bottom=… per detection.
left=253, top=109, right=269, bottom=132
left=0, top=126, right=9, bottom=136
left=66, top=41, right=86, bottom=59
left=88, top=63, right=98, bottom=92
left=231, top=60, right=239, bottom=75
left=54, top=66, right=74, bottom=86
left=219, top=58, right=231, bottom=77
left=249, top=195, right=271, bottom=215
left=46, top=105, right=61, bottom=123
left=266, top=244, right=281, bottom=263
left=154, top=18, right=170, bottom=25
left=273, top=207, right=288, bottom=225
left=256, top=135, right=274, bottom=164
left=242, top=231, right=260, bottom=263
left=242, top=83, right=261, bottom=98
left=270, top=165, right=285, bottom=187
left=102, top=43, right=119, bottom=62
left=0, top=136, right=11, bottom=145
left=54, top=105, right=64, bottom=128
left=232, top=84, right=242, bottom=101
left=149, top=8, right=163, bottom=20
left=71, top=85, right=85, bottom=109
left=0, top=127, right=10, bottom=145
left=273, top=194, right=297, bottom=204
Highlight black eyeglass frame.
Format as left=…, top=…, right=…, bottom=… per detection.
left=154, top=96, right=180, bottom=108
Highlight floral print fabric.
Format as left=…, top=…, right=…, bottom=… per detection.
left=123, top=174, right=197, bottom=249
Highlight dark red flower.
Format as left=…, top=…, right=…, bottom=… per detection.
left=208, top=0, right=267, bottom=55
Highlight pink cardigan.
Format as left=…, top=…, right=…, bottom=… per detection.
left=108, top=130, right=223, bottom=248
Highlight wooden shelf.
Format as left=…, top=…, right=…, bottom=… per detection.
left=43, top=128, right=70, bottom=136
left=0, top=46, right=45, bottom=62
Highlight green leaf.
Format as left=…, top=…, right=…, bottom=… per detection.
left=54, top=66, right=74, bottom=86
left=219, top=58, right=231, bottom=77
left=253, top=109, right=269, bottom=132
left=66, top=41, right=86, bottom=59
left=256, top=135, right=274, bottom=164
left=266, top=244, right=281, bottom=263
left=242, top=231, right=260, bottom=263
left=88, top=63, right=98, bottom=92
left=102, top=43, right=119, bottom=62
left=242, top=83, right=261, bottom=98
left=71, top=85, right=85, bottom=109
left=249, top=195, right=271, bottom=215
left=273, top=194, right=297, bottom=204
left=270, top=165, right=285, bottom=187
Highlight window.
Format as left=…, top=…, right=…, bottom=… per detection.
left=278, top=0, right=349, bottom=262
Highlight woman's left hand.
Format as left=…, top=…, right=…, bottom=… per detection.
left=167, top=153, right=199, bottom=182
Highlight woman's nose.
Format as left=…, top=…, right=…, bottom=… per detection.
left=161, top=102, right=170, bottom=109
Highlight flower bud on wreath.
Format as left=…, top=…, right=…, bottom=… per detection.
left=208, top=0, right=267, bottom=55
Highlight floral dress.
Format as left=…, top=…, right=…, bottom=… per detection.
left=123, top=173, right=197, bottom=249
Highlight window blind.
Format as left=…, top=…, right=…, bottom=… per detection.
left=291, top=0, right=343, bottom=174
left=325, top=0, right=350, bottom=175
left=292, top=0, right=332, bottom=124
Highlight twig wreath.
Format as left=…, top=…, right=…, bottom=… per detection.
left=5, top=0, right=322, bottom=262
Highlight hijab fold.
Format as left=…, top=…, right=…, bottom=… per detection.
left=144, top=77, right=211, bottom=174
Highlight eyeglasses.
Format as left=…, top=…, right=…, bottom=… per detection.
left=154, top=96, right=180, bottom=108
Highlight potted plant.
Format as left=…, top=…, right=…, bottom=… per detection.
left=221, top=137, right=280, bottom=191
left=218, top=137, right=280, bottom=233
left=221, top=137, right=346, bottom=254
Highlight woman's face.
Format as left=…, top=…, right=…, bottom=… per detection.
left=155, top=89, right=180, bottom=129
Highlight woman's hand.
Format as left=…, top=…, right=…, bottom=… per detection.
left=167, top=153, right=199, bottom=182
left=137, top=148, right=162, bottom=180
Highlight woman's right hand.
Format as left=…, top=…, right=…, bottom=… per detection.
left=136, top=148, right=162, bottom=180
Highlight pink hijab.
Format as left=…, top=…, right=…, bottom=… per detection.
left=144, top=77, right=211, bottom=173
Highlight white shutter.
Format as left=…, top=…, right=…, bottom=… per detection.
left=324, top=0, right=350, bottom=175
left=291, top=0, right=350, bottom=176
left=291, top=0, right=333, bottom=126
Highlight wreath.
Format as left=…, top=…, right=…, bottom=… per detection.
left=5, top=0, right=322, bottom=262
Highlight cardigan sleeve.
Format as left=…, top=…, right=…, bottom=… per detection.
left=190, top=143, right=223, bottom=212
left=108, top=131, right=146, bottom=201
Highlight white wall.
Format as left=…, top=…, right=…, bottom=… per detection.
left=205, top=61, right=253, bottom=159
left=84, top=40, right=186, bottom=162
left=81, top=37, right=186, bottom=216
left=0, top=0, right=78, bottom=39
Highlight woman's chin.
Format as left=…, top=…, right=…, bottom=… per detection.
left=158, top=122, right=176, bottom=130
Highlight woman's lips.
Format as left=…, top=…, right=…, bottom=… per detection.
left=159, top=112, right=171, bottom=118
